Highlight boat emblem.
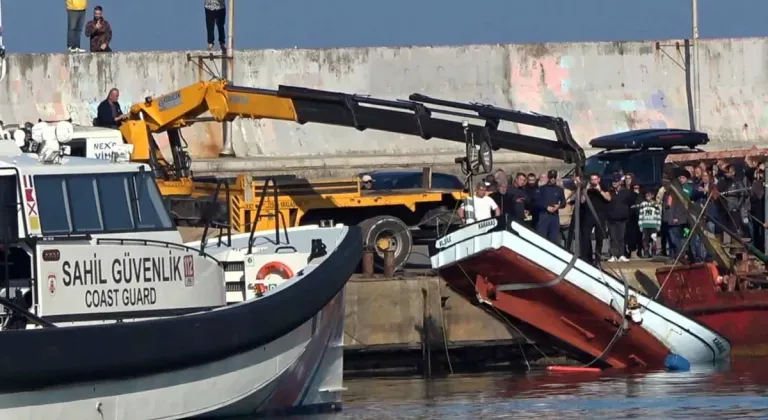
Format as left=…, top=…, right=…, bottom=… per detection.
left=47, top=273, right=56, bottom=296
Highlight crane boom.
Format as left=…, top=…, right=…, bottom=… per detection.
left=119, top=79, right=584, bottom=196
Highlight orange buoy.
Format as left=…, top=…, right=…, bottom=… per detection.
left=255, top=261, right=294, bottom=281
left=546, top=366, right=602, bottom=373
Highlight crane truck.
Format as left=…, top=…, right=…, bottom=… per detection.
left=11, top=80, right=583, bottom=270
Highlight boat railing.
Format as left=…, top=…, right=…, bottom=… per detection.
left=247, top=176, right=291, bottom=254
left=96, top=238, right=223, bottom=266
left=198, top=178, right=233, bottom=254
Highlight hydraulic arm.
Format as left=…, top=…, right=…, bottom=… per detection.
left=120, top=79, right=585, bottom=196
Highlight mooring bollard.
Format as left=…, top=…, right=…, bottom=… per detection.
left=362, top=249, right=374, bottom=276
left=383, top=249, right=395, bottom=278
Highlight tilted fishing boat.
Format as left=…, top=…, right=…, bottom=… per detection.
left=416, top=101, right=732, bottom=369
left=0, top=124, right=360, bottom=419
left=432, top=215, right=731, bottom=369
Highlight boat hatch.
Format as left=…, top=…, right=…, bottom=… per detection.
left=589, top=129, right=709, bottom=150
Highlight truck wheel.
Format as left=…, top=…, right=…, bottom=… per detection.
left=358, top=215, right=413, bottom=272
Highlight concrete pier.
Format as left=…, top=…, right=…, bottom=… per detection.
left=4, top=37, right=768, bottom=177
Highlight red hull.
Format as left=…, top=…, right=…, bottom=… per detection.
left=440, top=247, right=671, bottom=369
left=657, top=263, right=768, bottom=356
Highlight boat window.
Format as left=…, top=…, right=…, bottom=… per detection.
left=34, top=172, right=173, bottom=235
left=97, top=173, right=134, bottom=231
left=67, top=176, right=103, bottom=232
left=35, top=176, right=72, bottom=235
left=133, top=172, right=173, bottom=229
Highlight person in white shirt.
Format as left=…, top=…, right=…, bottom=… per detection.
left=457, top=182, right=501, bottom=224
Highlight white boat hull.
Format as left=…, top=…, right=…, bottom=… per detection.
left=0, top=287, right=346, bottom=420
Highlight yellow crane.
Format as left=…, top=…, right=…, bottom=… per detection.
left=118, top=79, right=583, bottom=270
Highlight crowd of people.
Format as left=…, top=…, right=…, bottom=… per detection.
left=65, top=0, right=227, bottom=53
left=460, top=158, right=767, bottom=266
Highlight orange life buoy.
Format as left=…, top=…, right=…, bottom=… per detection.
left=255, top=261, right=295, bottom=281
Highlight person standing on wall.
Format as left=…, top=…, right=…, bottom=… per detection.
left=533, top=170, right=565, bottom=245
left=84, top=6, right=112, bottom=53
left=66, top=0, right=87, bottom=53
left=606, top=173, right=633, bottom=262
left=204, top=0, right=227, bottom=52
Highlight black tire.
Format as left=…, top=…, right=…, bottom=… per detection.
left=358, top=215, right=413, bottom=272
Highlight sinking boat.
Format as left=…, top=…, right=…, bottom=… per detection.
left=0, top=125, right=360, bottom=419
left=431, top=215, right=731, bottom=369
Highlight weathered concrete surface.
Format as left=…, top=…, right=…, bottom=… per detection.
left=4, top=37, right=768, bottom=173
left=344, top=276, right=519, bottom=347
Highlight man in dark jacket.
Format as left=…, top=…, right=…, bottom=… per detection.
left=524, top=172, right=538, bottom=227
left=505, top=173, right=529, bottom=223
left=716, top=163, right=750, bottom=239
left=94, top=88, right=128, bottom=128
left=579, top=172, right=611, bottom=265
left=534, top=170, right=565, bottom=244
left=663, top=170, right=693, bottom=260
left=606, top=174, right=633, bottom=261
left=690, top=172, right=716, bottom=262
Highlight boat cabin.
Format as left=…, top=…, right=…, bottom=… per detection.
left=0, top=123, right=225, bottom=329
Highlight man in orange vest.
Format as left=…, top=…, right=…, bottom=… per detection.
left=66, top=0, right=88, bottom=53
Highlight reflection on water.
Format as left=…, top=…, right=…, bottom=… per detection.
left=296, top=358, right=768, bottom=419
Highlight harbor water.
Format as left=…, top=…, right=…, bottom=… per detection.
left=295, top=357, right=768, bottom=419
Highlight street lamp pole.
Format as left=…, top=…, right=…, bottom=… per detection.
left=692, top=0, right=701, bottom=131
left=220, top=0, right=236, bottom=156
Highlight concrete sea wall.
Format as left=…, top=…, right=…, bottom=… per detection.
left=3, top=37, right=768, bottom=176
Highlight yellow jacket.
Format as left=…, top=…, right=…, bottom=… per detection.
left=66, top=0, right=87, bottom=11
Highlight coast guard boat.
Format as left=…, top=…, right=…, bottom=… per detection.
left=0, top=121, right=360, bottom=419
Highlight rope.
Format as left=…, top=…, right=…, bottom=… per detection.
left=437, top=279, right=454, bottom=374
left=576, top=184, right=633, bottom=367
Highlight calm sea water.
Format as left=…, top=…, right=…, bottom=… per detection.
left=294, top=358, right=768, bottom=419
